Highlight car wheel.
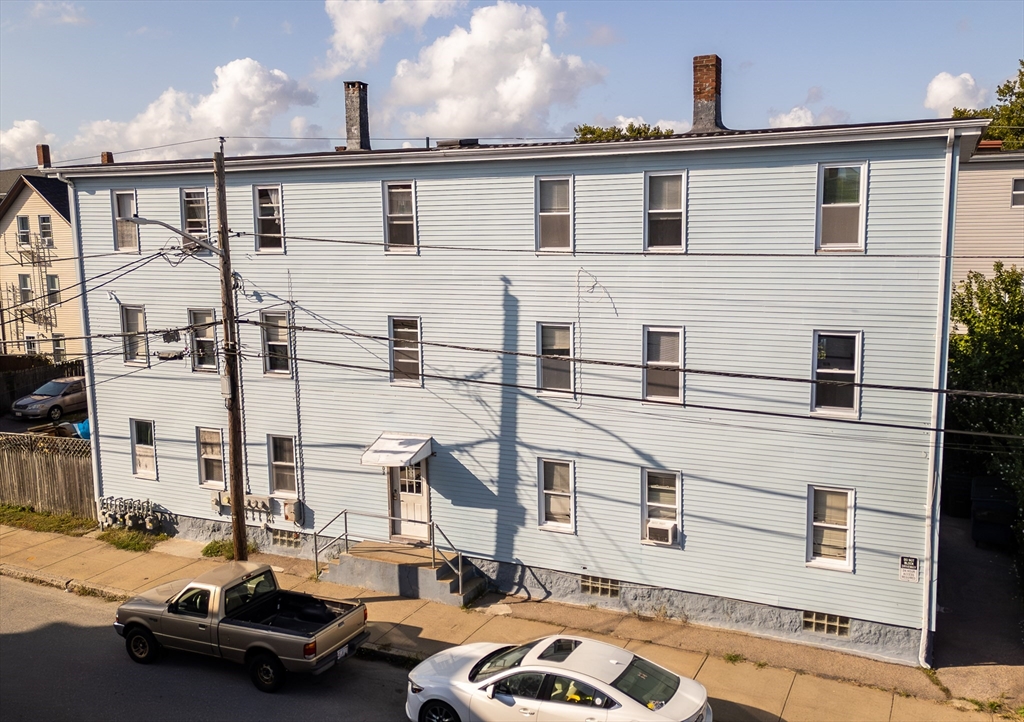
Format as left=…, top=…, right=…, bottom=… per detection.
left=249, top=653, right=286, bottom=693
left=125, top=627, right=159, bottom=664
left=420, top=700, right=461, bottom=722
left=48, top=405, right=63, bottom=422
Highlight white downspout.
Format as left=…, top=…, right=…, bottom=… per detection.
left=57, top=173, right=104, bottom=521
left=920, top=128, right=958, bottom=667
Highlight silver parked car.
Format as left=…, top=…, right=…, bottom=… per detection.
left=10, top=376, right=87, bottom=422
left=406, top=635, right=711, bottom=722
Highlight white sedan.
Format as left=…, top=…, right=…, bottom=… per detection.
left=406, top=635, right=711, bottom=722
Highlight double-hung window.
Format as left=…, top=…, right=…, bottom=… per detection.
left=537, top=177, right=572, bottom=250
left=25, top=335, right=37, bottom=355
left=189, top=309, right=217, bottom=371
left=538, top=323, right=572, bottom=393
left=646, top=172, right=685, bottom=250
left=38, top=215, right=53, bottom=246
left=46, top=275, right=60, bottom=306
left=812, top=331, right=860, bottom=414
left=132, top=419, right=157, bottom=479
left=384, top=182, right=416, bottom=251
left=197, top=428, right=224, bottom=487
left=642, top=469, right=680, bottom=543
left=269, top=435, right=296, bottom=496
left=121, top=306, right=147, bottom=365
left=817, top=164, right=866, bottom=250
left=18, top=274, right=32, bottom=305
left=51, top=335, right=66, bottom=363
left=254, top=186, right=283, bottom=252
left=182, top=189, right=210, bottom=244
left=1012, top=178, right=1024, bottom=207
left=807, top=486, right=853, bottom=570
left=113, top=191, right=138, bottom=251
left=16, top=216, right=30, bottom=245
left=539, top=458, right=573, bottom=532
left=261, top=312, right=290, bottom=374
left=389, top=317, right=421, bottom=383
left=644, top=328, right=681, bottom=401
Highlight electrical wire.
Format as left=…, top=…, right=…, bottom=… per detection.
left=0, top=250, right=148, bottom=268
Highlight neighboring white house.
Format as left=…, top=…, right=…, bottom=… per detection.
left=56, top=57, right=988, bottom=665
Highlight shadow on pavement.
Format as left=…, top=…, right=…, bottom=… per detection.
left=707, top=696, right=777, bottom=722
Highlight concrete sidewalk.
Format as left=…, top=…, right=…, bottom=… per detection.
left=0, top=525, right=1008, bottom=722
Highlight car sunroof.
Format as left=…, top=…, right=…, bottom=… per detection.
left=537, top=638, right=581, bottom=663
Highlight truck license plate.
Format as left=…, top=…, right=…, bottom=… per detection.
left=336, top=645, right=349, bottom=660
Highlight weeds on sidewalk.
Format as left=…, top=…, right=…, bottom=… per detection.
left=723, top=653, right=745, bottom=664
left=918, top=666, right=952, bottom=698
left=0, top=504, right=97, bottom=536
left=98, top=529, right=168, bottom=552
left=201, top=539, right=260, bottom=560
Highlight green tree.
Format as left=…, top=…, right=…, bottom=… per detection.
left=574, top=122, right=675, bottom=143
left=952, top=59, right=1024, bottom=150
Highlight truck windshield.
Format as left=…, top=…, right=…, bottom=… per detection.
left=610, top=656, right=680, bottom=711
left=224, top=571, right=278, bottom=615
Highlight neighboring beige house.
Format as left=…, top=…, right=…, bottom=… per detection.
left=952, top=140, right=1024, bottom=285
left=0, top=156, right=83, bottom=362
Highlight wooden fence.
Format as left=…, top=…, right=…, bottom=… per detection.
left=0, top=432, right=95, bottom=519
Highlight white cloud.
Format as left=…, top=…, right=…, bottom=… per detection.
left=768, top=106, right=815, bottom=128
left=387, top=2, right=604, bottom=138
left=0, top=120, right=56, bottom=168
left=318, top=0, right=460, bottom=79
left=614, top=115, right=689, bottom=134
left=583, top=22, right=619, bottom=46
left=58, top=58, right=319, bottom=161
left=554, top=11, right=567, bottom=37
left=805, top=86, right=824, bottom=104
left=924, top=71, right=987, bottom=116
left=815, top=106, right=850, bottom=126
left=30, top=1, right=90, bottom=25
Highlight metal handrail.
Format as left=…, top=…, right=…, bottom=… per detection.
left=312, top=509, right=464, bottom=596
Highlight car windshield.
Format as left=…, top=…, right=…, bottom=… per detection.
left=469, top=640, right=541, bottom=682
left=33, top=381, right=67, bottom=397
left=610, top=656, right=680, bottom=711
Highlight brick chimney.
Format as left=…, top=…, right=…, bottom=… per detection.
left=689, top=54, right=727, bottom=133
left=344, top=81, right=370, bottom=151
left=36, top=144, right=51, bottom=169
left=101, top=151, right=115, bottom=164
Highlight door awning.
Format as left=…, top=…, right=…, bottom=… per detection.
left=360, top=432, right=434, bottom=467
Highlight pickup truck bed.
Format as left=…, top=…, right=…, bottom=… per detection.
left=226, top=591, right=358, bottom=636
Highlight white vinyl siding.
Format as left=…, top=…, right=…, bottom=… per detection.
left=389, top=317, right=421, bottom=384
left=645, top=172, right=685, bottom=250
left=131, top=419, right=156, bottom=479
left=189, top=309, right=217, bottom=371
left=113, top=191, right=138, bottom=251
left=643, top=327, right=681, bottom=401
left=536, top=177, right=572, bottom=250
left=121, top=306, right=147, bottom=365
left=384, top=182, right=416, bottom=251
left=812, top=331, right=860, bottom=415
left=261, top=312, right=290, bottom=374
left=952, top=159, right=1024, bottom=284
left=807, top=486, right=854, bottom=571
left=538, top=323, right=572, bottom=393
left=254, top=186, right=283, bottom=252
left=197, top=428, right=224, bottom=487
left=816, top=163, right=866, bottom=251
left=269, top=435, right=297, bottom=496
left=539, top=458, right=574, bottom=532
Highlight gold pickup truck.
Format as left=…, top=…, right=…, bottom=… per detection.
left=113, top=561, right=369, bottom=692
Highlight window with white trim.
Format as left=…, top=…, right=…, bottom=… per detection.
left=16, top=216, right=30, bottom=245
left=539, top=458, right=573, bottom=531
left=113, top=191, right=138, bottom=251
left=121, top=306, right=147, bottom=365
left=537, top=177, right=571, bottom=250
left=812, top=332, right=859, bottom=413
left=261, top=312, right=290, bottom=374
left=46, top=275, right=60, bottom=306
left=1012, top=178, right=1024, bottom=207
left=197, top=428, right=224, bottom=487
left=18, top=274, right=32, bottom=304
left=269, top=435, right=296, bottom=496
left=38, top=215, right=53, bottom=246
left=642, top=469, right=680, bottom=540
left=182, top=189, right=209, bottom=242
left=24, top=335, right=37, bottom=355
left=538, top=323, right=572, bottom=393
left=189, top=309, right=217, bottom=371
left=817, top=164, right=865, bottom=250
left=51, top=334, right=65, bottom=363
left=807, top=486, right=853, bottom=569
left=254, top=186, right=283, bottom=252
left=644, top=328, right=681, bottom=401
left=132, top=419, right=156, bottom=479
left=646, top=172, right=684, bottom=250
left=384, top=182, right=416, bottom=251
left=389, top=317, right=421, bottom=383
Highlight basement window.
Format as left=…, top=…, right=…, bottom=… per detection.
left=271, top=529, right=302, bottom=549
left=580, top=575, right=619, bottom=598
left=802, top=611, right=850, bottom=636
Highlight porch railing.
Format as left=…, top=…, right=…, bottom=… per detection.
left=312, top=509, right=464, bottom=597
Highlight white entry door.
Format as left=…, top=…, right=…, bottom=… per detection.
left=390, top=462, right=429, bottom=540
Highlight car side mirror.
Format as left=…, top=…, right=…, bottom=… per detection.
left=168, top=602, right=178, bottom=613
left=486, top=684, right=496, bottom=700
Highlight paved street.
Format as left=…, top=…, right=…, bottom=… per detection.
left=0, top=576, right=410, bottom=722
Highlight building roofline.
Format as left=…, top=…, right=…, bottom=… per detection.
left=46, top=118, right=989, bottom=179
left=0, top=174, right=71, bottom=223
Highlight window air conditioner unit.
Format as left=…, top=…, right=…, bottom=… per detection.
left=282, top=500, right=303, bottom=524
left=646, top=519, right=677, bottom=546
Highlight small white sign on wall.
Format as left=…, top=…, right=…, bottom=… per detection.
left=899, top=556, right=920, bottom=583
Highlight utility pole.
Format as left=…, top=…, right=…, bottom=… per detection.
left=214, top=150, right=248, bottom=562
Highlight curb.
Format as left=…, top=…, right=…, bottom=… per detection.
left=0, top=563, right=131, bottom=602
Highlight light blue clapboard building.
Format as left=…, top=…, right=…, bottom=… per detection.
left=54, top=57, right=988, bottom=664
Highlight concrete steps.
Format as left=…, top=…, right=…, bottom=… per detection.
left=319, top=541, right=487, bottom=607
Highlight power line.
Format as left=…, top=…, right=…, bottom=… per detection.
left=0, top=250, right=146, bottom=268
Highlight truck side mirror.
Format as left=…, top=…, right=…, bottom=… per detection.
left=168, top=602, right=178, bottom=613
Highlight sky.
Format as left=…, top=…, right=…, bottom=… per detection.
left=0, top=0, right=1021, bottom=168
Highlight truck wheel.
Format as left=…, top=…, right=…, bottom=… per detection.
left=420, top=700, right=461, bottom=722
left=249, top=653, right=286, bottom=693
left=125, top=627, right=159, bottom=664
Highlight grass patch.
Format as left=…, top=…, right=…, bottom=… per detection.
left=755, top=660, right=768, bottom=669
left=918, top=667, right=951, bottom=698
left=723, top=653, right=745, bottom=664
left=0, top=504, right=97, bottom=536
left=97, top=529, right=167, bottom=552
left=201, top=539, right=259, bottom=560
